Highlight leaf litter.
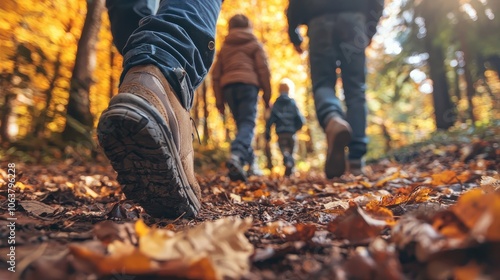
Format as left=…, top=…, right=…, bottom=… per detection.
left=0, top=128, right=498, bottom=279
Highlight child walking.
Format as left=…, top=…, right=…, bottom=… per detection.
left=211, top=14, right=272, bottom=181
left=265, top=79, right=305, bottom=176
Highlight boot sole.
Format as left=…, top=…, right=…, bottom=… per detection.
left=325, top=129, right=351, bottom=179
left=97, top=93, right=201, bottom=218
left=226, top=160, right=247, bottom=182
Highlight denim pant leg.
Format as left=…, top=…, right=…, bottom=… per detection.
left=278, top=133, right=296, bottom=164
left=308, top=14, right=344, bottom=129
left=121, top=0, right=222, bottom=110
left=308, top=13, right=368, bottom=159
left=337, top=13, right=369, bottom=159
left=223, top=84, right=259, bottom=165
left=106, top=0, right=159, bottom=54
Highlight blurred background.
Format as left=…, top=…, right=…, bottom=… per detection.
left=0, top=0, right=498, bottom=172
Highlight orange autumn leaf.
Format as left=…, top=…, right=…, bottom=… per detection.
left=70, top=244, right=155, bottom=275
left=450, top=189, right=500, bottom=241
left=431, top=170, right=470, bottom=186
left=253, top=189, right=270, bottom=198
left=366, top=188, right=431, bottom=209
left=374, top=171, right=401, bottom=188
left=286, top=223, right=317, bottom=242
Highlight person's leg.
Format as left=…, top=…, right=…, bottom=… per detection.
left=278, top=133, right=295, bottom=176
left=308, top=14, right=343, bottom=129
left=97, top=0, right=222, bottom=218
left=106, top=0, right=159, bottom=54
left=337, top=12, right=369, bottom=161
left=122, top=0, right=221, bottom=109
left=308, top=14, right=352, bottom=179
left=225, top=84, right=259, bottom=181
left=230, top=84, right=259, bottom=165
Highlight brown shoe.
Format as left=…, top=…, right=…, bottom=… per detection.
left=97, top=65, right=201, bottom=218
left=324, top=116, right=352, bottom=179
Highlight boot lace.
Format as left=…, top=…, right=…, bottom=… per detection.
left=190, top=117, right=201, bottom=144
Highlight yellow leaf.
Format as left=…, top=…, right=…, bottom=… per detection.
left=135, top=219, right=150, bottom=238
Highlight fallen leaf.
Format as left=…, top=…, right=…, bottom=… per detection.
left=139, top=217, right=254, bottom=280
left=327, top=205, right=390, bottom=243
left=324, top=200, right=349, bottom=210
left=431, top=170, right=470, bottom=186
left=449, top=188, right=500, bottom=241
left=19, top=200, right=60, bottom=218
left=344, top=238, right=404, bottom=280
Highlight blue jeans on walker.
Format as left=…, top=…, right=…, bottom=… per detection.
left=308, top=12, right=369, bottom=160
left=106, top=0, right=159, bottom=54
left=107, top=0, right=222, bottom=110
left=223, top=83, right=259, bottom=166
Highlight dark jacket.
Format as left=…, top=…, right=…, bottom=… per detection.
left=287, top=0, right=385, bottom=46
left=211, top=28, right=272, bottom=109
left=265, top=95, right=305, bottom=140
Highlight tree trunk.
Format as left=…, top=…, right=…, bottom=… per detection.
left=62, top=0, right=105, bottom=142
left=456, top=16, right=476, bottom=125
left=418, top=0, right=456, bottom=130
left=425, top=41, right=456, bottom=129
left=34, top=51, right=63, bottom=137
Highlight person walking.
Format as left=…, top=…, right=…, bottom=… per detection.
left=211, top=14, right=272, bottom=182
left=286, top=0, right=384, bottom=177
left=97, top=0, right=223, bottom=218
left=265, top=78, right=305, bottom=176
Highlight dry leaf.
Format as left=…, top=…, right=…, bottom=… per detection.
left=324, top=200, right=349, bottom=210
left=344, top=238, right=404, bottom=280
left=449, top=188, right=500, bottom=241
left=139, top=217, right=253, bottom=280
left=70, top=244, right=155, bottom=275
left=431, top=170, right=470, bottom=186
left=480, top=176, right=500, bottom=193
left=19, top=200, right=60, bottom=218
left=327, top=205, right=391, bottom=243
left=392, top=216, right=447, bottom=262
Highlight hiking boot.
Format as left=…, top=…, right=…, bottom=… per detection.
left=349, top=159, right=366, bottom=176
left=97, top=65, right=201, bottom=218
left=324, top=116, right=352, bottom=179
left=283, top=153, right=294, bottom=177
left=226, top=154, right=247, bottom=182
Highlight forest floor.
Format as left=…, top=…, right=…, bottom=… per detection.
left=0, top=125, right=499, bottom=280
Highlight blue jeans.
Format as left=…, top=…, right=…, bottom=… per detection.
left=109, top=0, right=222, bottom=110
left=106, top=0, right=159, bottom=54
left=308, top=12, right=369, bottom=160
left=223, top=84, right=259, bottom=165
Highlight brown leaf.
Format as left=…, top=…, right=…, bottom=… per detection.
left=19, top=200, right=60, bottom=218
left=286, top=223, right=317, bottom=242
left=392, top=216, right=446, bottom=262
left=139, top=217, right=254, bottom=279
left=343, top=238, right=404, bottom=280
left=449, top=188, right=500, bottom=241
left=327, top=205, right=390, bottom=243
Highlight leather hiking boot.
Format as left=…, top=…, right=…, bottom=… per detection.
left=97, top=65, right=201, bottom=218
left=226, top=154, right=247, bottom=182
left=324, top=116, right=352, bottom=179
